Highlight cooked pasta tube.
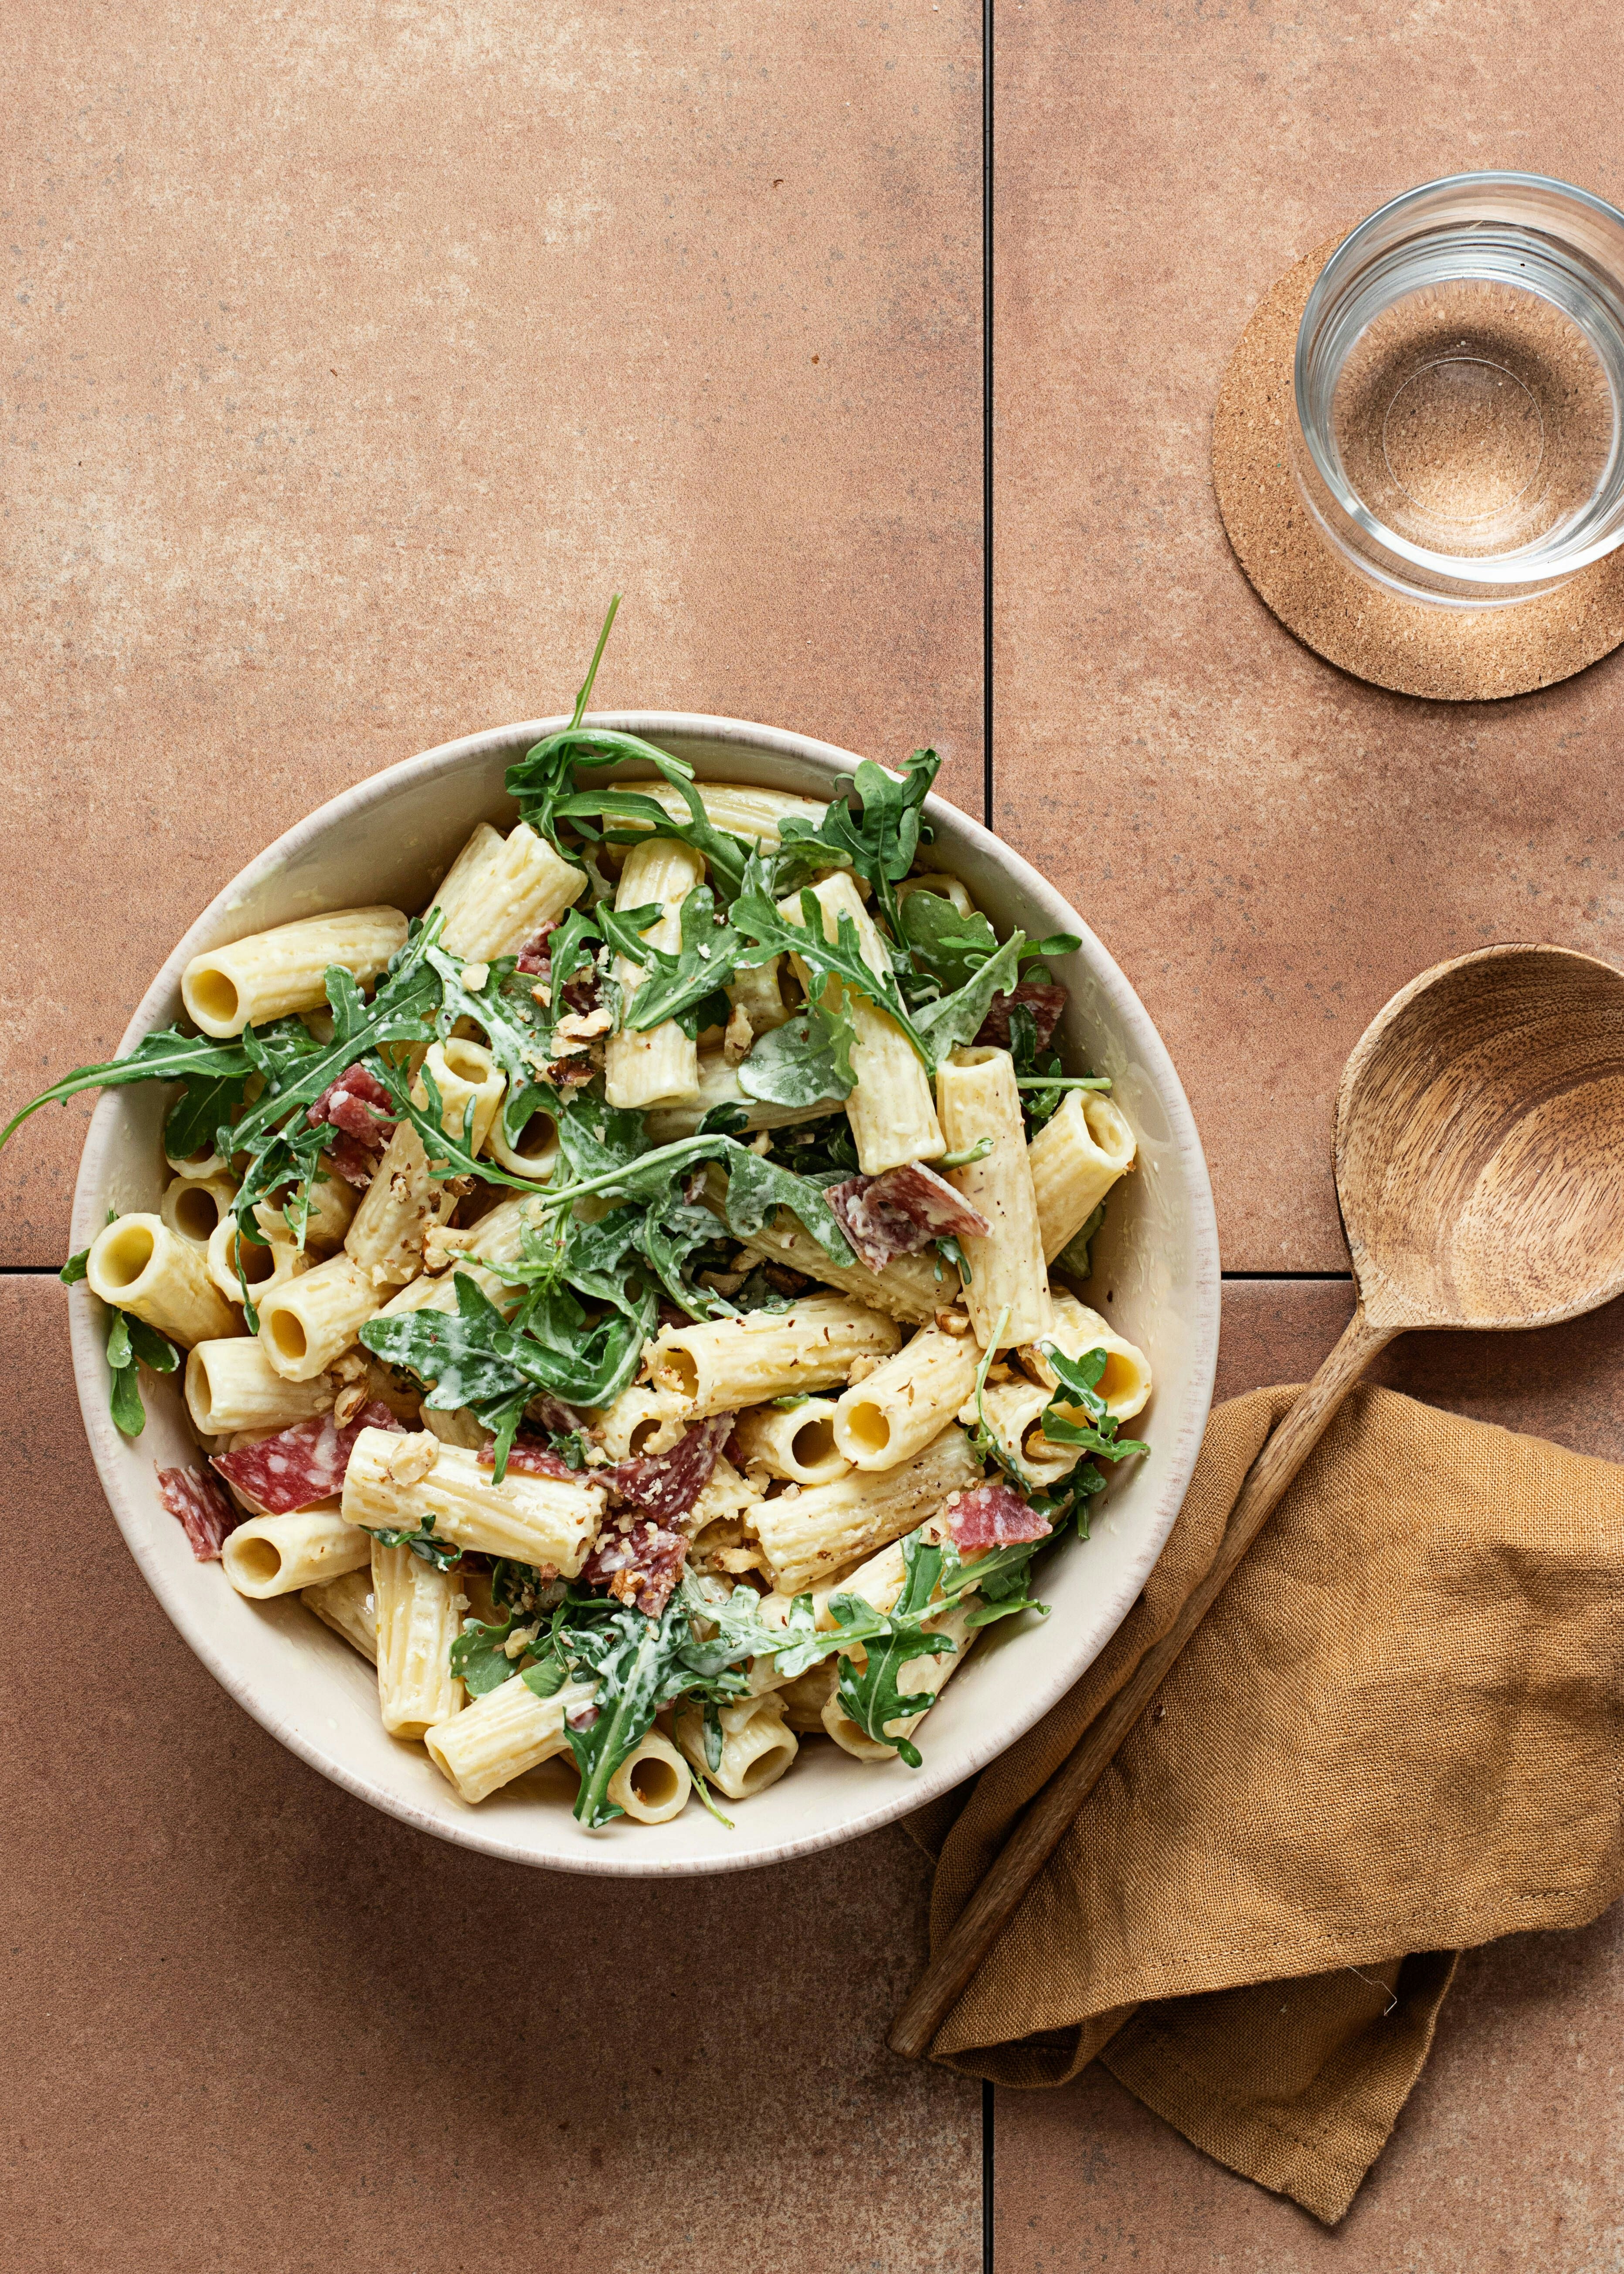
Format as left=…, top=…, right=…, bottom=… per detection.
left=733, top=1397, right=850, bottom=1485
left=604, top=838, right=706, bottom=1112
left=222, top=1506, right=374, bottom=1598
left=615, top=780, right=829, bottom=846
left=303, top=1567, right=377, bottom=1662
left=1024, top=1291, right=1152, bottom=1423
left=832, top=1320, right=980, bottom=1472
left=425, top=1673, right=598, bottom=1804
left=206, top=1214, right=306, bottom=1306
left=181, top=907, right=408, bottom=1038
left=730, top=1208, right=958, bottom=1323
left=291, top=1170, right=361, bottom=1252
left=185, top=1336, right=333, bottom=1435
left=961, top=1377, right=1077, bottom=1490
left=417, top=1037, right=505, bottom=1158
left=1030, top=1089, right=1137, bottom=1263
left=482, top=1093, right=560, bottom=1181
left=166, top=1137, right=229, bottom=1181
left=673, top=1696, right=798, bottom=1801
left=774, top=1659, right=839, bottom=1731
left=418, top=1404, right=489, bottom=1450
left=87, top=1213, right=239, bottom=1349
left=821, top=1603, right=977, bottom=1759
left=160, top=1173, right=236, bottom=1247
left=751, top=1424, right=981, bottom=1594
left=342, top=1429, right=606, bottom=1574
left=649, top=1297, right=900, bottom=1417
left=780, top=870, right=944, bottom=1175
left=594, top=1382, right=689, bottom=1463
left=344, top=1122, right=454, bottom=1289
left=752, top=1517, right=952, bottom=1641
left=894, top=874, right=975, bottom=918
left=936, top=1046, right=1052, bottom=1349
left=643, top=1051, right=842, bottom=1142
left=726, top=952, right=792, bottom=1037
left=428, top=819, right=585, bottom=959
left=371, top=1542, right=465, bottom=1738
left=258, top=1254, right=381, bottom=1381
left=605, top=1730, right=691, bottom=1823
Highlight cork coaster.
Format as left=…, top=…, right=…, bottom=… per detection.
left=1213, top=235, right=1624, bottom=700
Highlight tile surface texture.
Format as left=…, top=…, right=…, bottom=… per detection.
left=0, top=0, right=982, bottom=1263
left=997, top=1276, right=1624, bottom=2271
left=0, top=1276, right=982, bottom=2274
left=993, top=0, right=1624, bottom=1271
left=1, top=6, right=985, bottom=2267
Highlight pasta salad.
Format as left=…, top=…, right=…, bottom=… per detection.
left=6, top=605, right=1150, bottom=1833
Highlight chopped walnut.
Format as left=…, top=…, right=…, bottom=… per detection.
left=502, top=1621, right=541, bottom=1660
left=530, top=981, right=552, bottom=1008
left=936, top=1308, right=972, bottom=1336
left=555, top=1007, right=612, bottom=1047
left=423, top=1223, right=479, bottom=1273
left=698, top=1269, right=747, bottom=1297
left=722, top=1003, right=754, bottom=1066
left=386, top=1433, right=440, bottom=1487
left=461, top=962, right=490, bottom=992
left=749, top=1132, right=772, bottom=1156
left=332, top=1380, right=370, bottom=1429
left=845, top=1353, right=883, bottom=1387
left=330, top=1352, right=369, bottom=1385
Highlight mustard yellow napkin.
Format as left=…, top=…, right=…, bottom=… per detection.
left=906, top=1383, right=1623, bottom=2222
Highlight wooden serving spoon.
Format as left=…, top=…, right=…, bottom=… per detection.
left=890, top=942, right=1624, bottom=2061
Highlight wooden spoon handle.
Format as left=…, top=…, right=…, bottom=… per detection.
left=887, top=1302, right=1398, bottom=2062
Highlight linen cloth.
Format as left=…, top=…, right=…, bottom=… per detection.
left=905, top=1383, right=1623, bottom=2222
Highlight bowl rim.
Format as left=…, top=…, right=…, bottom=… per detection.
left=69, top=711, right=1221, bottom=1877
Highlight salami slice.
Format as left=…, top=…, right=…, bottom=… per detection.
left=974, top=978, right=1068, bottom=1053
left=477, top=1435, right=579, bottom=1481
left=947, top=1479, right=1053, bottom=1551
left=156, top=1464, right=239, bottom=1560
left=579, top=1517, right=690, bottom=1616
left=516, top=921, right=557, bottom=976
left=826, top=1162, right=990, bottom=1272
left=605, top=1411, right=735, bottom=1523
left=307, top=1064, right=396, bottom=1185
left=212, top=1400, right=404, bottom=1516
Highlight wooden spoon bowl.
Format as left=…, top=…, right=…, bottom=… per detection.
left=1338, top=943, right=1624, bottom=1332
left=889, top=941, right=1624, bottom=2061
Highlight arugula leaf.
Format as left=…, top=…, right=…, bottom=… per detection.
left=911, top=931, right=1026, bottom=1065
left=717, top=1144, right=856, bottom=1265
left=731, top=858, right=934, bottom=1064
left=362, top=1269, right=651, bottom=1472
left=1036, top=1344, right=1150, bottom=1467
left=831, top=1534, right=960, bottom=1768
left=1053, top=1200, right=1106, bottom=1283
left=449, top=1615, right=531, bottom=1696
left=897, top=891, right=1004, bottom=995
left=60, top=1247, right=90, bottom=1285
left=368, top=1512, right=463, bottom=1571
left=559, top=1594, right=693, bottom=1827
left=623, top=886, right=751, bottom=1037
left=774, top=748, right=940, bottom=936
left=735, top=996, right=856, bottom=1108
left=102, top=1307, right=179, bottom=1437
left=227, top=928, right=441, bottom=1160
left=0, top=1027, right=256, bottom=1155
left=965, top=1306, right=1034, bottom=1492
left=163, top=1067, right=250, bottom=1164
left=427, top=945, right=550, bottom=1101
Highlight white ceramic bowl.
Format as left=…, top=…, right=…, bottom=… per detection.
left=70, top=715, right=1220, bottom=1877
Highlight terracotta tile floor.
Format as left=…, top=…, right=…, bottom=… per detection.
left=3, top=0, right=1620, bottom=2265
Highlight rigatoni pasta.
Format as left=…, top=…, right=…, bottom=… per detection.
left=182, top=907, right=408, bottom=1037
left=935, top=1047, right=1053, bottom=1349
left=16, top=642, right=1154, bottom=1840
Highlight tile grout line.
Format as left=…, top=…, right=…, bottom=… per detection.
left=982, top=4, right=996, bottom=2267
